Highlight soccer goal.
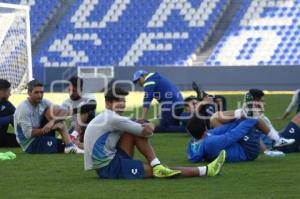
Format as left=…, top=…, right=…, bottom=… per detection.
left=0, top=3, right=32, bottom=93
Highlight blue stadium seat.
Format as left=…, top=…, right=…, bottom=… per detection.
left=206, top=0, right=300, bottom=66
left=31, top=0, right=230, bottom=68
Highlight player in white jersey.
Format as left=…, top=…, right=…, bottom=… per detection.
left=84, top=87, right=226, bottom=179
left=62, top=76, right=96, bottom=148
left=14, top=80, right=83, bottom=154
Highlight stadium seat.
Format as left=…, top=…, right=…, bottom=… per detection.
left=32, top=0, right=230, bottom=68
left=1, top=0, right=61, bottom=41
left=207, top=0, right=300, bottom=66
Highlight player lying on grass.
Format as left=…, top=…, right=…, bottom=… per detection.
left=179, top=82, right=226, bottom=130
left=186, top=103, right=295, bottom=163
left=133, top=70, right=186, bottom=133
left=14, top=80, right=83, bottom=154
left=0, top=79, right=19, bottom=147
left=239, top=89, right=300, bottom=153
left=62, top=76, right=96, bottom=149
left=84, top=87, right=226, bottom=179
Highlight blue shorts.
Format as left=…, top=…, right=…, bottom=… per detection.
left=26, top=136, right=64, bottom=154
left=277, top=122, right=300, bottom=153
left=97, top=149, right=144, bottom=179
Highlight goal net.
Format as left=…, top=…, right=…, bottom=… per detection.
left=0, top=3, right=32, bottom=93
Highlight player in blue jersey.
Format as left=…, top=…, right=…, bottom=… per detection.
left=133, top=70, right=185, bottom=133
left=0, top=79, right=19, bottom=147
left=186, top=104, right=295, bottom=163
left=84, top=87, right=226, bottom=179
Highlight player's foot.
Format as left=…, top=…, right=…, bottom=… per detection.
left=273, top=137, right=295, bottom=148
left=243, top=92, right=254, bottom=117
left=152, top=164, right=181, bottom=178
left=207, top=150, right=226, bottom=177
left=64, top=144, right=84, bottom=154
left=264, top=150, right=285, bottom=157
left=192, top=81, right=204, bottom=101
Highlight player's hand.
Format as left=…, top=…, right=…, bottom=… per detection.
left=137, top=118, right=145, bottom=124
left=42, top=120, right=55, bottom=133
left=141, top=123, right=154, bottom=137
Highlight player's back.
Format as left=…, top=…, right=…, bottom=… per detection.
left=145, top=73, right=183, bottom=103
left=84, top=109, right=121, bottom=170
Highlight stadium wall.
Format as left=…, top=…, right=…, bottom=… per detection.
left=41, top=66, right=300, bottom=92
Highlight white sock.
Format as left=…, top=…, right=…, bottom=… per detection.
left=198, top=166, right=207, bottom=176
left=150, top=158, right=161, bottom=167
left=268, top=128, right=280, bottom=141
left=70, top=130, right=79, bottom=138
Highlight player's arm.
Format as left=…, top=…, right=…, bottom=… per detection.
left=279, top=90, right=299, bottom=120
left=112, top=115, right=153, bottom=137
left=17, top=111, right=46, bottom=138
left=0, top=102, right=15, bottom=126
left=139, top=82, right=156, bottom=122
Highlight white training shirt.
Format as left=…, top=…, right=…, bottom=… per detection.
left=84, top=109, right=144, bottom=170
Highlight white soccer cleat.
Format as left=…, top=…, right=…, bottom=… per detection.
left=64, top=145, right=84, bottom=154
left=273, top=137, right=295, bottom=148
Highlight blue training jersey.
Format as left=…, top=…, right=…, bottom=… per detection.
left=143, top=73, right=183, bottom=109
left=187, top=119, right=259, bottom=162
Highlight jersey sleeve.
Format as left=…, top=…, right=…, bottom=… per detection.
left=187, top=139, right=204, bottom=162
left=16, top=108, right=33, bottom=139
left=111, top=114, right=144, bottom=136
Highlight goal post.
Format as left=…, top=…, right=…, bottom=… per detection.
left=0, top=2, right=32, bottom=93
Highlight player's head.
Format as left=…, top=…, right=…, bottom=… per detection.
left=105, top=87, right=129, bottom=114
left=27, top=79, right=44, bottom=105
left=202, top=92, right=214, bottom=102
left=68, top=76, right=83, bottom=100
left=186, top=114, right=208, bottom=140
left=245, top=89, right=265, bottom=116
left=0, top=79, right=11, bottom=101
left=132, top=70, right=148, bottom=87
left=184, top=96, right=198, bottom=112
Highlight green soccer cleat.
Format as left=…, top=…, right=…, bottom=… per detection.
left=207, top=150, right=226, bottom=177
left=153, top=164, right=181, bottom=178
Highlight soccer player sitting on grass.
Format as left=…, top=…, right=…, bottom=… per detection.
left=62, top=76, right=96, bottom=149
left=84, top=87, right=226, bottom=179
left=14, top=80, right=83, bottom=154
left=186, top=103, right=295, bottom=163
left=0, top=79, right=19, bottom=147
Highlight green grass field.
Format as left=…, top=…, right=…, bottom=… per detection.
left=0, top=93, right=299, bottom=199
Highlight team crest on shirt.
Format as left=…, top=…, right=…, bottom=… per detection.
left=289, top=128, right=295, bottom=134
left=243, top=136, right=249, bottom=141
left=0, top=105, right=5, bottom=111
left=47, top=141, right=53, bottom=147
left=131, top=168, right=138, bottom=175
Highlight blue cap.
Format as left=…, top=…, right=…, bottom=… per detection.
left=132, top=70, right=148, bottom=83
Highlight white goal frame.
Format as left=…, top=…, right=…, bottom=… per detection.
left=0, top=2, right=32, bottom=92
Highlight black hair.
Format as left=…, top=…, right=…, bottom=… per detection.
left=27, top=80, right=43, bottom=92
left=184, top=95, right=197, bottom=106
left=186, top=114, right=207, bottom=140
left=248, top=89, right=265, bottom=101
left=0, top=79, right=11, bottom=90
left=105, top=87, right=129, bottom=102
left=69, top=76, right=83, bottom=91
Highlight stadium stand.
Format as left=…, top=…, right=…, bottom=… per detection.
left=35, top=0, right=230, bottom=69
left=207, top=0, right=300, bottom=66
left=1, top=0, right=61, bottom=41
